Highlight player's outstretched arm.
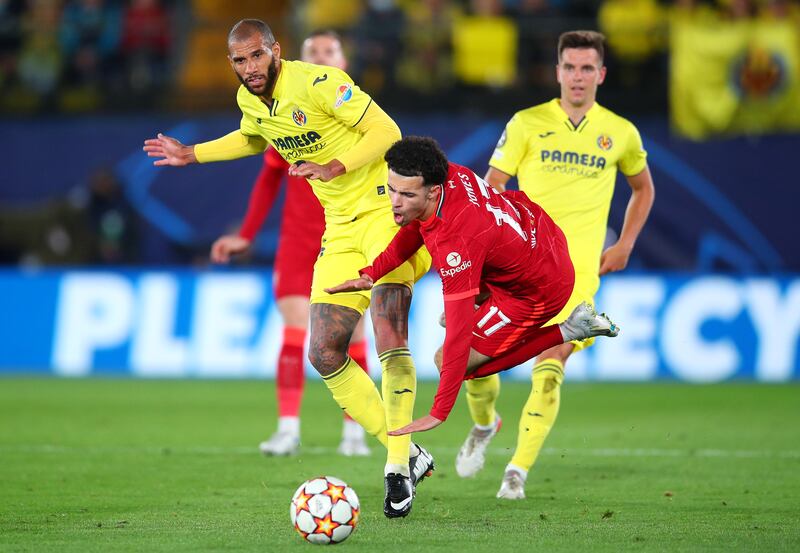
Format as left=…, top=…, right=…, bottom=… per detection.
left=599, top=166, right=654, bottom=275
left=388, top=415, right=443, bottom=436
left=143, top=133, right=197, bottom=167
left=210, top=235, right=252, bottom=264
left=325, top=274, right=374, bottom=294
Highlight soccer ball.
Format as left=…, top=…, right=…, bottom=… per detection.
left=290, top=476, right=360, bottom=544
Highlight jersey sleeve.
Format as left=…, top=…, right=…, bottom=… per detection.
left=360, top=221, right=424, bottom=282
left=194, top=130, right=267, bottom=163
left=428, top=295, right=475, bottom=421
left=618, top=121, right=648, bottom=177
left=239, top=148, right=286, bottom=241
left=488, top=113, right=528, bottom=177
left=307, top=66, right=373, bottom=127
left=307, top=66, right=400, bottom=172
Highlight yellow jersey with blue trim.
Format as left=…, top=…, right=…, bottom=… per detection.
left=489, top=98, right=647, bottom=274
left=236, top=60, right=391, bottom=224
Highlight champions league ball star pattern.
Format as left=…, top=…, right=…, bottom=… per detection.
left=290, top=476, right=360, bottom=544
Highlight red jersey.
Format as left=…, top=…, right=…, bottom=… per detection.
left=239, top=147, right=324, bottom=242
left=362, top=162, right=574, bottom=421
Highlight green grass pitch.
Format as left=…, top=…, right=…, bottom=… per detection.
left=1, top=378, right=798, bottom=551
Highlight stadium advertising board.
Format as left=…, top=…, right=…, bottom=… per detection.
left=1, top=269, right=797, bottom=381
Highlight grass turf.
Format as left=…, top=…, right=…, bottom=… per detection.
left=0, top=378, right=798, bottom=552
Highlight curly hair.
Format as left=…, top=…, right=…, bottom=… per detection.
left=384, top=136, right=449, bottom=187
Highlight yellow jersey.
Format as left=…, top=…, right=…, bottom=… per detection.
left=489, top=98, right=647, bottom=274
left=236, top=60, right=393, bottom=224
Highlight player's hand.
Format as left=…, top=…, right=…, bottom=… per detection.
left=388, top=415, right=443, bottom=436
left=210, top=235, right=252, bottom=264
left=288, top=159, right=345, bottom=182
left=599, top=242, right=633, bottom=275
left=324, top=274, right=374, bottom=294
left=143, top=133, right=197, bottom=167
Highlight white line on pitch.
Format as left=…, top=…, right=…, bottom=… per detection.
left=1, top=444, right=799, bottom=459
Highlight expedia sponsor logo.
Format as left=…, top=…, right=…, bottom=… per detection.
left=541, top=150, right=606, bottom=169
left=440, top=257, right=472, bottom=278
left=271, top=131, right=323, bottom=151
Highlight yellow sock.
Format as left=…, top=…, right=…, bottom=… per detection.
left=465, top=374, right=500, bottom=427
left=509, top=359, right=564, bottom=471
left=380, top=347, right=416, bottom=468
left=322, top=357, right=387, bottom=448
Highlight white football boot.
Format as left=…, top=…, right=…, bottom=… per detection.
left=259, top=431, right=300, bottom=456
left=455, top=415, right=502, bottom=478
left=496, top=468, right=526, bottom=500
left=559, top=302, right=620, bottom=342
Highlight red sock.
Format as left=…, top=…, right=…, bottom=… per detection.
left=342, top=339, right=370, bottom=421
left=468, top=325, right=563, bottom=380
left=277, top=326, right=306, bottom=418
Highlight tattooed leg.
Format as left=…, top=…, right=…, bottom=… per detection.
left=310, top=302, right=388, bottom=447
left=308, top=303, right=360, bottom=376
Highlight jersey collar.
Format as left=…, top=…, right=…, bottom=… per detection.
left=550, top=98, right=602, bottom=132
left=420, top=186, right=445, bottom=229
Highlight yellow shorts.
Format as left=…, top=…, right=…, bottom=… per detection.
left=310, top=208, right=431, bottom=314
left=546, top=270, right=600, bottom=353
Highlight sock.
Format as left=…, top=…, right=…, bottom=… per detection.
left=505, top=463, right=528, bottom=480
left=277, top=416, right=300, bottom=436
left=465, top=374, right=500, bottom=427
left=509, top=359, right=564, bottom=471
left=322, top=357, right=387, bottom=448
left=277, top=326, right=306, bottom=418
left=379, top=347, right=416, bottom=472
left=341, top=418, right=365, bottom=441
left=344, top=339, right=370, bottom=422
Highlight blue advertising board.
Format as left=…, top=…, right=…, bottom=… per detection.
left=2, top=269, right=798, bottom=381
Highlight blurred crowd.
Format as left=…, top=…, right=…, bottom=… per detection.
left=1, top=0, right=798, bottom=115
left=1, top=0, right=798, bottom=267
left=0, top=0, right=173, bottom=112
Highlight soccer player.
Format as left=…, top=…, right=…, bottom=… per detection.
left=457, top=30, right=655, bottom=499
left=143, top=19, right=434, bottom=518
left=210, top=30, right=371, bottom=458
left=326, top=136, right=620, bottom=435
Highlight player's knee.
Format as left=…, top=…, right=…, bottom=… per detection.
left=307, top=346, right=347, bottom=377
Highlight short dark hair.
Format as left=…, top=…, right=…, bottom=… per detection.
left=385, top=137, right=449, bottom=187
left=228, top=19, right=275, bottom=46
left=558, top=30, right=605, bottom=64
left=306, top=29, right=342, bottom=43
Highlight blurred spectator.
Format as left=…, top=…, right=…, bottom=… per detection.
left=121, top=0, right=171, bottom=94
left=72, top=167, right=140, bottom=264
left=59, top=0, right=121, bottom=99
left=453, top=0, right=517, bottom=88
left=514, top=0, right=564, bottom=90
left=14, top=0, right=62, bottom=108
left=0, top=167, right=140, bottom=266
left=299, top=0, right=362, bottom=34
left=0, top=0, right=23, bottom=90
left=396, top=0, right=460, bottom=94
left=599, top=0, right=667, bottom=105
left=351, top=0, right=406, bottom=94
